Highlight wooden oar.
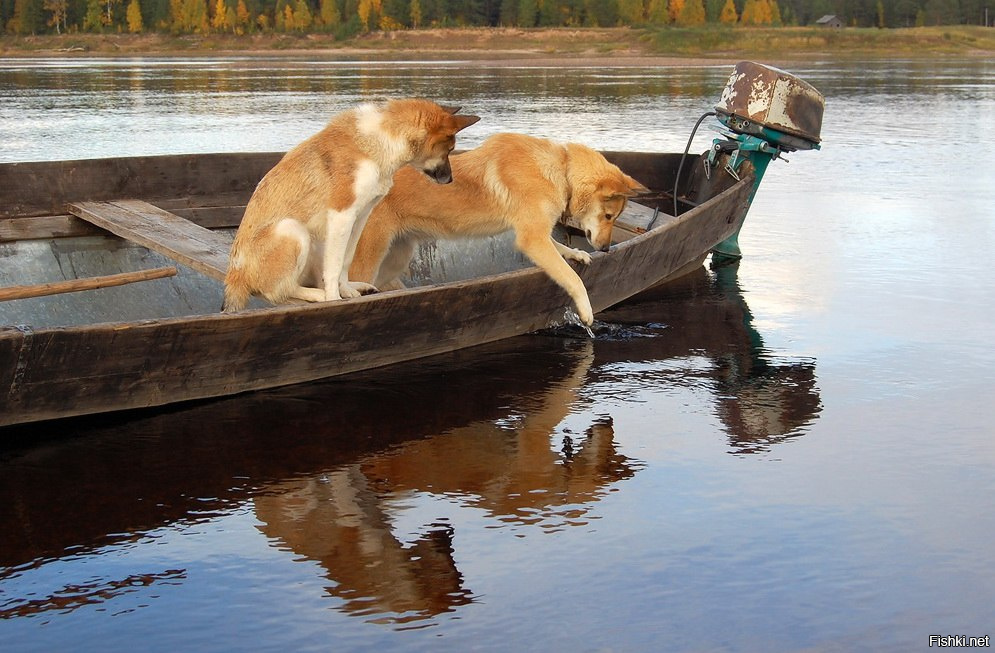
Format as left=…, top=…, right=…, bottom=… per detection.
left=0, top=266, right=178, bottom=302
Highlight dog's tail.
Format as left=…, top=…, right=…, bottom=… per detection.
left=221, top=272, right=250, bottom=313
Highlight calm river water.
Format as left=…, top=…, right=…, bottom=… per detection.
left=1, top=56, right=994, bottom=652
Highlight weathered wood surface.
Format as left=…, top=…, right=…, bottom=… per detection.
left=0, top=152, right=280, bottom=219
left=0, top=267, right=177, bottom=302
left=0, top=178, right=751, bottom=427
left=0, top=151, right=687, bottom=241
left=67, top=200, right=230, bottom=281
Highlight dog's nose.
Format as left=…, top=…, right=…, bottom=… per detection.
left=599, top=244, right=610, bottom=253
left=427, top=162, right=453, bottom=184
left=432, top=169, right=453, bottom=184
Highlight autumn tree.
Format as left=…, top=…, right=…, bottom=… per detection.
left=100, top=0, right=118, bottom=25
left=236, top=0, right=250, bottom=30
left=281, top=1, right=292, bottom=29
left=126, top=0, right=143, bottom=29
left=675, top=0, right=703, bottom=24
left=171, top=0, right=208, bottom=31
left=666, top=0, right=682, bottom=21
left=718, top=0, right=736, bottom=22
left=42, top=0, right=68, bottom=32
left=739, top=0, right=767, bottom=23
left=356, top=0, right=379, bottom=29
left=211, top=0, right=225, bottom=29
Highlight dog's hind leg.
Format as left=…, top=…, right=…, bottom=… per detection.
left=374, top=234, right=417, bottom=289
left=516, top=229, right=595, bottom=326
left=256, top=219, right=325, bottom=305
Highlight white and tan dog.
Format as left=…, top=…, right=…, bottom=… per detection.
left=222, top=99, right=479, bottom=312
left=350, top=133, right=647, bottom=325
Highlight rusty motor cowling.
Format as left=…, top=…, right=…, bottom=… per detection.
left=705, top=62, right=825, bottom=261
left=715, top=61, right=824, bottom=152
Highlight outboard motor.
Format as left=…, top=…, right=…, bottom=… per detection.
left=707, top=61, right=825, bottom=260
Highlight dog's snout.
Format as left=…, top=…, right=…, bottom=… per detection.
left=426, top=162, right=453, bottom=184
left=599, top=244, right=611, bottom=253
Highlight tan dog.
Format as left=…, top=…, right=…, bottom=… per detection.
left=350, top=133, right=648, bottom=325
left=222, top=99, right=479, bottom=312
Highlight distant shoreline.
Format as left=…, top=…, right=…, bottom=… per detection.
left=1, top=26, right=992, bottom=62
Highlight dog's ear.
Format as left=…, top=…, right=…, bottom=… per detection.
left=453, top=114, right=481, bottom=132
left=439, top=104, right=462, bottom=115
left=623, top=173, right=650, bottom=197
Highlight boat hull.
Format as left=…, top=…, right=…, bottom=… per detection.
left=0, top=153, right=752, bottom=426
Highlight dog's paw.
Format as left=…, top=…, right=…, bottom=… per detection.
left=354, top=282, right=380, bottom=296
left=577, top=302, right=594, bottom=326
left=565, top=248, right=592, bottom=265
left=339, top=281, right=377, bottom=299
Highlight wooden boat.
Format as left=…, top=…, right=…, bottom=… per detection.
left=0, top=62, right=824, bottom=428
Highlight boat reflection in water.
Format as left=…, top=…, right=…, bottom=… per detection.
left=0, top=263, right=820, bottom=627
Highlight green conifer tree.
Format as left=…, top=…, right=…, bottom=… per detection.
left=646, top=0, right=668, bottom=23
left=516, top=0, right=536, bottom=25
left=617, top=0, right=643, bottom=23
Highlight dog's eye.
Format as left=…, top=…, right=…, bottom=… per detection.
left=604, top=213, right=614, bottom=221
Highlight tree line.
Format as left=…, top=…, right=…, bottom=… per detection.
left=2, top=0, right=988, bottom=37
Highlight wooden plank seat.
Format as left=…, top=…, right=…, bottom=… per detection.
left=560, top=200, right=673, bottom=241
left=67, top=200, right=231, bottom=281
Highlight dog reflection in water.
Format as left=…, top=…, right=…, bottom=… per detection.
left=252, top=343, right=638, bottom=622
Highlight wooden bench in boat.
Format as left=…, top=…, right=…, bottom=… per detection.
left=560, top=199, right=673, bottom=241
left=67, top=200, right=230, bottom=281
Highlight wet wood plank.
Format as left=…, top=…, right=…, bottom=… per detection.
left=67, top=200, right=230, bottom=281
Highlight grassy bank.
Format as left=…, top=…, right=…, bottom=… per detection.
left=0, top=25, right=992, bottom=59
left=644, top=25, right=995, bottom=57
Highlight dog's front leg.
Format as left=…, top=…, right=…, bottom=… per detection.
left=518, top=232, right=595, bottom=326
left=322, top=209, right=357, bottom=301
left=553, top=239, right=593, bottom=265
left=338, top=202, right=379, bottom=297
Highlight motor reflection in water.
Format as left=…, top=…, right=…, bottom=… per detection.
left=0, top=262, right=820, bottom=627
left=595, top=261, right=821, bottom=455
